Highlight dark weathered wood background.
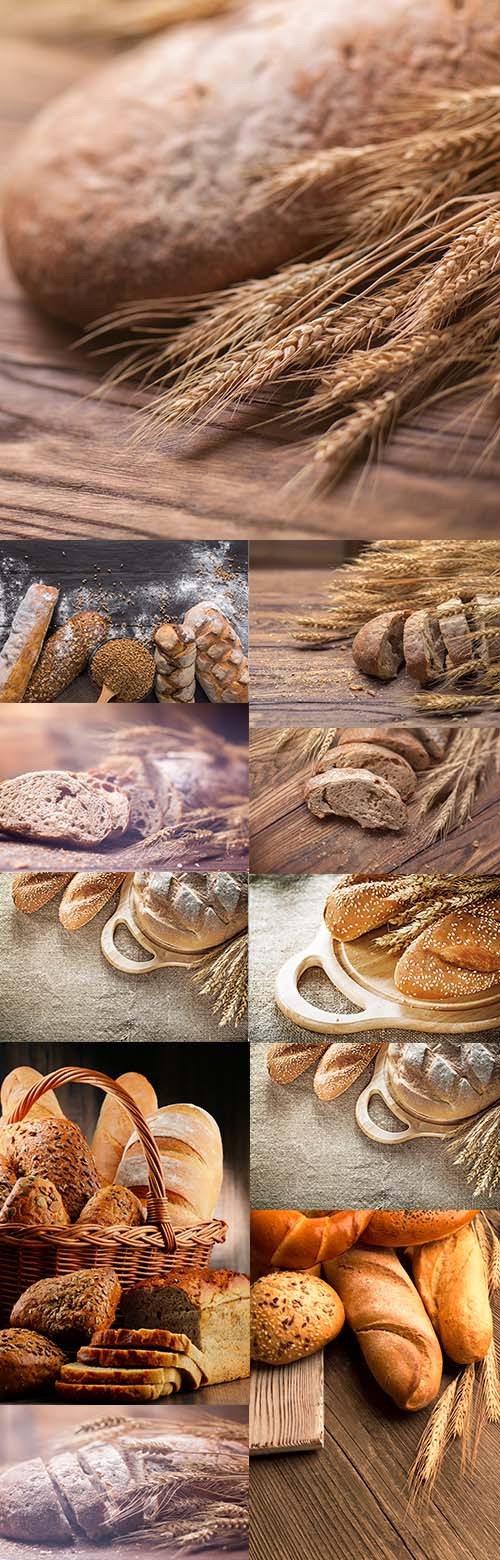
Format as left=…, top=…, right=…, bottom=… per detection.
left=1, top=36, right=500, bottom=538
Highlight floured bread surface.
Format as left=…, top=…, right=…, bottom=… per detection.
left=0, top=771, right=117, bottom=845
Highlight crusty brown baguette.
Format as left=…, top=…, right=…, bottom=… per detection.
left=58, top=871, right=127, bottom=931
left=267, top=1042, right=329, bottom=1084
left=313, top=1041, right=381, bottom=1101
left=183, top=602, right=248, bottom=704
left=0, top=583, right=59, bottom=702
left=91, top=1073, right=158, bottom=1184
left=11, top=872, right=72, bottom=913
left=409, top=1224, right=493, bottom=1365
left=250, top=1209, right=372, bottom=1272
left=361, top=1210, right=475, bottom=1247
left=324, top=1246, right=443, bottom=1411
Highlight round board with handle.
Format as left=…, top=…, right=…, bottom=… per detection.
left=101, top=876, right=205, bottom=975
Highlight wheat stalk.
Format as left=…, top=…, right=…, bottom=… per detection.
left=450, top=1102, right=500, bottom=1196
left=191, top=931, right=248, bottom=1028
left=408, top=1378, right=459, bottom=1499
left=294, top=540, right=500, bottom=642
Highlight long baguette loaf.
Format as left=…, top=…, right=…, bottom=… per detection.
left=313, top=1041, right=381, bottom=1101
left=24, top=611, right=109, bottom=701
left=58, top=871, right=127, bottom=931
left=250, top=1209, right=372, bottom=1271
left=362, top=1210, right=475, bottom=1247
left=154, top=623, right=196, bottom=703
left=325, top=1246, right=443, bottom=1411
left=11, top=871, right=72, bottom=912
left=91, top=1073, right=159, bottom=1184
left=183, top=602, right=248, bottom=704
left=267, top=1042, right=329, bottom=1084
left=0, top=583, right=59, bottom=701
left=409, top=1224, right=493, bottom=1364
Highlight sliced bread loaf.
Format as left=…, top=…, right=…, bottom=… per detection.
left=0, top=1457, right=73, bottom=1544
left=89, top=757, right=162, bottom=837
left=0, top=770, right=115, bottom=845
left=337, top=727, right=432, bottom=770
left=436, top=598, right=474, bottom=670
left=403, top=611, right=446, bottom=685
left=316, top=743, right=417, bottom=800
left=304, top=768, right=408, bottom=832
left=469, top=594, right=500, bottom=667
left=351, top=610, right=408, bottom=680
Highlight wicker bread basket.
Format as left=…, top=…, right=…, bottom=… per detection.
left=0, top=1066, right=227, bottom=1324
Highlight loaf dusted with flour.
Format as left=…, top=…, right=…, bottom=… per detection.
left=24, top=612, right=109, bottom=701
left=130, top=870, right=248, bottom=952
left=154, top=623, right=196, bottom=703
left=325, top=1246, right=443, bottom=1411
left=0, top=583, right=59, bottom=701
left=116, top=1104, right=223, bottom=1225
left=183, top=602, right=248, bottom=704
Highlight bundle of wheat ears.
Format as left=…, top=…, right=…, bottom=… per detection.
left=82, top=87, right=500, bottom=486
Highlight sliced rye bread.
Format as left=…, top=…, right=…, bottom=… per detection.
left=436, top=597, right=474, bottom=670
left=91, top=1326, right=204, bottom=1368
left=407, top=726, right=450, bottom=761
left=0, top=771, right=115, bottom=846
left=394, top=928, right=500, bottom=1003
left=468, top=594, right=500, bottom=668
left=75, top=1348, right=203, bottom=1386
left=316, top=743, right=417, bottom=801
left=55, top=1379, right=168, bottom=1401
left=403, top=610, right=447, bottom=685
left=0, top=1458, right=74, bottom=1545
left=351, top=610, right=408, bottom=680
left=303, top=768, right=408, bottom=832
left=89, top=757, right=163, bottom=838
left=336, top=728, right=432, bottom=771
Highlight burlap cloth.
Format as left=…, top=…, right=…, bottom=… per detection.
left=0, top=875, right=246, bottom=1044
left=249, top=877, right=498, bottom=1208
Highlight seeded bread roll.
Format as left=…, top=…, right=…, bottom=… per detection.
left=304, top=768, right=408, bottom=831
left=59, top=871, right=127, bottom=930
left=403, top=610, right=446, bottom=685
left=0, top=1118, right=100, bottom=1218
left=426, top=901, right=500, bottom=972
left=24, top=612, right=109, bottom=701
left=267, top=1041, right=329, bottom=1084
left=362, top=1210, right=475, bottom=1247
left=313, top=1040, right=381, bottom=1100
left=0, top=1162, right=16, bottom=1208
left=337, top=727, right=431, bottom=770
left=324, top=1247, right=442, bottom=1412
left=10, top=1268, right=121, bottom=1347
left=436, top=597, right=474, bottom=670
left=11, top=870, right=73, bottom=912
left=0, top=770, right=116, bottom=845
left=0, top=1329, right=67, bottom=1400
left=0, top=583, right=59, bottom=702
left=76, top=1184, right=144, bottom=1228
left=351, top=610, right=408, bottom=680
left=0, top=1174, right=70, bottom=1226
left=251, top=1272, right=344, bottom=1365
left=324, top=879, right=405, bottom=941
left=410, top=1224, right=493, bottom=1365
left=316, top=743, right=417, bottom=800
left=394, top=927, right=500, bottom=1003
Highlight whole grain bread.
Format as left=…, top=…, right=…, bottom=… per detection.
left=118, top=1269, right=250, bottom=1384
left=0, top=1118, right=100, bottom=1218
left=0, top=1162, right=16, bottom=1208
left=0, top=1174, right=70, bottom=1226
left=251, top=1271, right=344, bottom=1365
left=91, top=1327, right=205, bottom=1368
left=352, top=610, right=408, bottom=680
left=304, top=767, right=408, bottom=832
left=403, top=611, right=446, bottom=685
left=76, top=1184, right=144, bottom=1228
left=337, top=728, right=432, bottom=770
left=0, top=1328, right=66, bottom=1398
left=316, top=743, right=417, bottom=800
left=55, top=1380, right=168, bottom=1401
left=5, top=0, right=498, bottom=324
left=10, top=1268, right=121, bottom=1347
left=0, top=770, right=116, bottom=846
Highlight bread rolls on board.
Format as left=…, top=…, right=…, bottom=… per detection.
left=116, top=1104, right=223, bottom=1225
left=325, top=1247, right=443, bottom=1411
left=409, top=1224, right=493, bottom=1365
left=91, top=1073, right=158, bottom=1183
left=361, top=1210, right=475, bottom=1247
left=0, top=583, right=59, bottom=701
left=250, top=1210, right=372, bottom=1272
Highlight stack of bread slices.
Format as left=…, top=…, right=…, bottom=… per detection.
left=304, top=724, right=448, bottom=833
left=351, top=594, right=500, bottom=686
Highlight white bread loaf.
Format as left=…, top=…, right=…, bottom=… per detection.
left=91, top=1073, right=158, bottom=1184
left=130, top=870, right=248, bottom=952
left=116, top=1105, right=223, bottom=1227
left=1, top=1067, right=64, bottom=1125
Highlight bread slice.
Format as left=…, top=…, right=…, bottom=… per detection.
left=0, top=770, right=115, bottom=845
left=91, top=1325, right=205, bottom=1368
left=351, top=611, right=407, bottom=680
left=60, top=1363, right=188, bottom=1391
left=436, top=598, right=474, bottom=669
left=469, top=594, right=500, bottom=668
left=317, top=743, right=417, bottom=800
left=304, top=768, right=408, bottom=832
left=403, top=611, right=446, bottom=685
left=336, top=728, right=431, bottom=771
left=89, top=757, right=162, bottom=837
left=427, top=901, right=500, bottom=972
left=394, top=928, right=500, bottom=1003
left=75, top=1347, right=203, bottom=1386
left=55, top=1380, right=169, bottom=1401
left=408, top=726, right=450, bottom=761
left=85, top=778, right=130, bottom=836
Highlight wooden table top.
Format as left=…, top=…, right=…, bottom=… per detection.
left=250, top=568, right=500, bottom=726
left=250, top=1327, right=498, bottom=1560
left=1, top=34, right=500, bottom=540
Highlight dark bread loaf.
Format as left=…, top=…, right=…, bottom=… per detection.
left=304, top=767, right=408, bottom=831
left=0, top=1174, right=70, bottom=1226
left=10, top=1268, right=121, bottom=1347
left=315, top=743, right=417, bottom=800
left=336, top=728, right=431, bottom=770
left=403, top=611, right=446, bottom=685
left=0, top=770, right=116, bottom=845
left=0, top=1117, right=100, bottom=1218
left=0, top=1328, right=66, bottom=1399
left=352, top=611, right=408, bottom=680
left=4, top=0, right=498, bottom=324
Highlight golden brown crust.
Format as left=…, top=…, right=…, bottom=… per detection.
left=251, top=1271, right=344, bottom=1365
left=362, top=1210, right=475, bottom=1247
left=410, top=1225, right=493, bottom=1364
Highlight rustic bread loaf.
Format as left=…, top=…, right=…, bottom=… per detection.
left=24, top=612, right=109, bottom=701
left=91, top=1072, right=159, bottom=1184
left=393, top=928, right=500, bottom=1003
left=472, top=594, right=500, bottom=665
left=76, top=1184, right=144, bottom=1227
left=183, top=602, right=249, bottom=703
left=251, top=1271, right=344, bottom=1365
left=324, top=1246, right=442, bottom=1411
left=118, top=1269, right=250, bottom=1384
left=410, top=1224, right=493, bottom=1364
left=316, top=743, right=417, bottom=800
left=10, top=1268, right=121, bottom=1346
left=0, top=583, right=59, bottom=701
left=403, top=610, right=446, bottom=684
left=89, top=757, right=163, bottom=836
left=436, top=598, right=474, bottom=669
left=304, top=767, right=408, bottom=831
left=385, top=1038, right=500, bottom=1123
left=0, top=1162, right=16, bottom=1208
left=426, top=901, right=500, bottom=973
left=351, top=611, right=408, bottom=680
left=267, top=1041, right=329, bottom=1084
left=0, top=1174, right=70, bottom=1226
left=362, top=1210, right=475, bottom=1246
left=84, top=778, right=130, bottom=837
left=59, top=870, right=127, bottom=930
left=0, top=1117, right=100, bottom=1218
left=130, top=870, right=248, bottom=951
left=0, top=770, right=116, bottom=845
left=408, top=726, right=449, bottom=761
left=154, top=623, right=196, bottom=703
left=0, top=1456, right=73, bottom=1544
left=11, top=870, right=73, bottom=912
left=0, top=1328, right=66, bottom=1398
left=324, top=878, right=404, bottom=940
left=1, top=1065, right=64, bottom=1123
left=46, top=1450, right=112, bottom=1541
left=116, top=1103, right=223, bottom=1224
left=336, top=728, right=432, bottom=769
left=6, top=0, right=496, bottom=325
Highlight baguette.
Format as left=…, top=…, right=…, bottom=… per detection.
left=183, top=602, right=248, bottom=704
left=325, top=1247, right=443, bottom=1411
left=410, top=1224, right=493, bottom=1364
left=313, top=1041, right=381, bottom=1101
left=0, top=583, right=59, bottom=702
left=267, top=1042, right=329, bottom=1084
left=251, top=1272, right=345, bottom=1365
left=58, top=871, right=127, bottom=931
left=250, top=1209, right=372, bottom=1272
left=91, top=1073, right=158, bottom=1184
left=11, top=872, right=72, bottom=913
left=362, top=1210, right=475, bottom=1247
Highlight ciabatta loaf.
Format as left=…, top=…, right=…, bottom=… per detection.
left=0, top=771, right=117, bottom=846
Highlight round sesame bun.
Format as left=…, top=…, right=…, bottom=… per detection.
left=324, top=880, right=404, bottom=941
left=427, top=901, right=500, bottom=973
left=250, top=1272, right=345, bottom=1365
left=394, top=928, right=500, bottom=1003
left=361, top=1210, right=475, bottom=1247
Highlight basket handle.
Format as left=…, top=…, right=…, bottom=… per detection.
left=7, top=1067, right=177, bottom=1253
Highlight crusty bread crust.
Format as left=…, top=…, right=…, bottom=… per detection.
left=352, top=611, right=407, bottom=680
left=316, top=743, right=417, bottom=800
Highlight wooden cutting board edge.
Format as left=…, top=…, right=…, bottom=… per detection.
left=250, top=1352, right=325, bottom=1457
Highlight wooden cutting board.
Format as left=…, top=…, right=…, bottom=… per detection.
left=250, top=1354, right=324, bottom=1456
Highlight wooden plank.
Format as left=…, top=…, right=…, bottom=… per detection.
left=250, top=1355, right=324, bottom=1457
